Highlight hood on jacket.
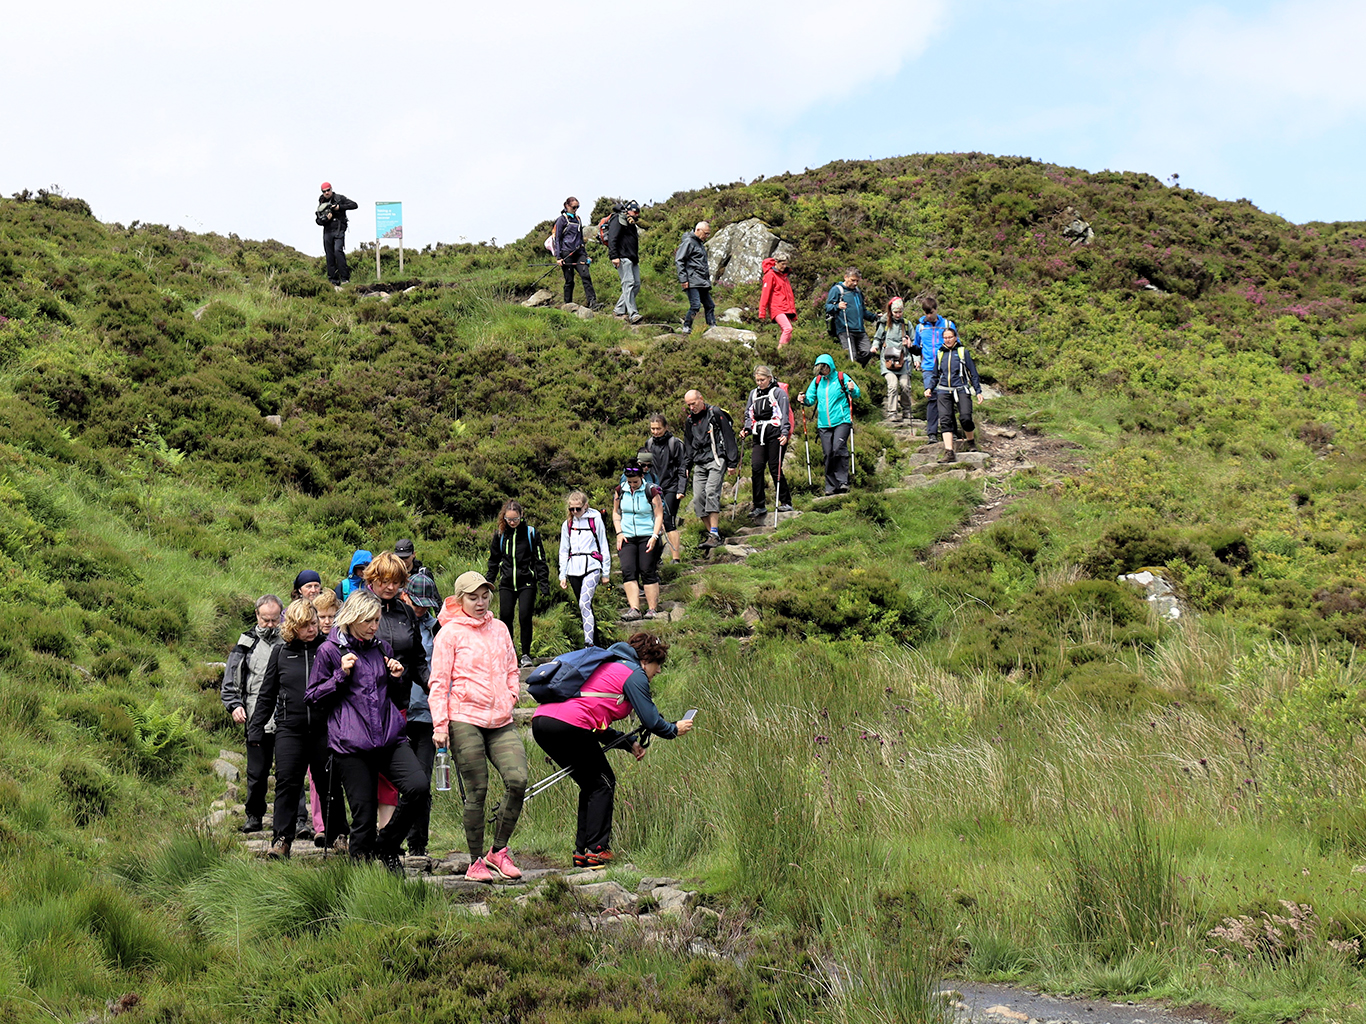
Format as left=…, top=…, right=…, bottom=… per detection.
left=346, top=549, right=373, bottom=575
left=436, top=595, right=495, bottom=629
left=814, top=354, right=837, bottom=374
left=762, top=257, right=787, bottom=276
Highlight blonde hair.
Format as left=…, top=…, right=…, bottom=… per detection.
left=363, top=551, right=409, bottom=588
left=334, top=590, right=381, bottom=637
left=566, top=491, right=589, bottom=528
left=281, top=598, right=320, bottom=643
left=311, top=590, right=340, bottom=616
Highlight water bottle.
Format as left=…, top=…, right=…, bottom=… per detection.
left=433, top=748, right=451, bottom=793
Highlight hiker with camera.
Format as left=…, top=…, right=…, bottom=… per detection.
left=874, top=297, right=917, bottom=421
left=607, top=201, right=643, bottom=324
left=613, top=461, right=666, bottom=621
left=530, top=632, right=695, bottom=869
left=552, top=196, right=598, bottom=308
left=645, top=414, right=688, bottom=565
left=797, top=355, right=861, bottom=495
left=682, top=389, right=740, bottom=548
left=315, top=183, right=358, bottom=288
left=559, top=490, right=610, bottom=647
left=741, top=365, right=793, bottom=519
left=429, top=571, right=527, bottom=882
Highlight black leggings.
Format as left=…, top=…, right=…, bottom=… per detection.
left=499, top=586, right=535, bottom=656
left=531, top=716, right=617, bottom=854
left=271, top=721, right=345, bottom=842
left=333, top=742, right=429, bottom=861
left=618, top=536, right=661, bottom=585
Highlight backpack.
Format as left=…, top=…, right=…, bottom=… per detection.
left=597, top=216, right=613, bottom=247
left=824, top=285, right=845, bottom=338
left=315, top=202, right=333, bottom=227
left=526, top=645, right=638, bottom=703
left=917, top=316, right=954, bottom=362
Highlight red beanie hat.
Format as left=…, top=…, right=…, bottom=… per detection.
left=320, top=182, right=332, bottom=192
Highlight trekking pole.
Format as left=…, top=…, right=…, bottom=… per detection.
left=523, top=728, right=647, bottom=802
left=730, top=436, right=744, bottom=521
left=801, top=405, right=813, bottom=486
left=773, top=447, right=784, bottom=529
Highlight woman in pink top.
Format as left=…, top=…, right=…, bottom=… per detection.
left=531, top=632, right=695, bottom=868
left=429, top=571, right=528, bottom=882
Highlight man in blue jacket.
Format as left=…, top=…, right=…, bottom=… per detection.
left=915, top=296, right=957, bottom=439
left=797, top=354, right=861, bottom=495
left=825, top=268, right=878, bottom=367
left=553, top=197, right=598, bottom=308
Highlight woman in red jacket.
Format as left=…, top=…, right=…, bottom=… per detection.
left=758, top=255, right=796, bottom=347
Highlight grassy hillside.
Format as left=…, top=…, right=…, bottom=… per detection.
left=1, top=157, right=1366, bottom=1022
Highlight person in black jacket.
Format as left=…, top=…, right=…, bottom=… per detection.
left=682, top=389, right=740, bottom=548
left=485, top=500, right=551, bottom=667
left=607, top=201, right=642, bottom=323
left=646, top=413, right=688, bottom=564
left=253, top=599, right=338, bottom=858
left=552, top=196, right=597, bottom=308
left=362, top=553, right=430, bottom=704
left=317, top=182, right=359, bottom=287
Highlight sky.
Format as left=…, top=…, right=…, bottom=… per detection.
left=4, top=0, right=1364, bottom=256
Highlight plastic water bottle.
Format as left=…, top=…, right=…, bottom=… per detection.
left=433, top=749, right=451, bottom=793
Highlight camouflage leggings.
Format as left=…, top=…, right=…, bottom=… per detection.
left=449, top=721, right=528, bottom=858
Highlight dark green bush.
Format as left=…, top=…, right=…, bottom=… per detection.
left=60, top=761, right=115, bottom=825
left=755, top=566, right=930, bottom=645
left=28, top=615, right=76, bottom=658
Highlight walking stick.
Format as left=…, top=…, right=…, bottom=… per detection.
left=522, top=729, right=650, bottom=803
left=801, top=405, right=813, bottom=486
left=773, top=444, right=785, bottom=529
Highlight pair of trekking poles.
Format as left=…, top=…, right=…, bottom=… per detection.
left=798, top=391, right=857, bottom=489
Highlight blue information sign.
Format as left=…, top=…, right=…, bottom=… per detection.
left=375, top=201, right=403, bottom=240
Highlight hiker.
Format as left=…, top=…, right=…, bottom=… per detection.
left=741, top=365, right=793, bottom=518
left=220, top=594, right=284, bottom=834
left=798, top=355, right=861, bottom=495
left=915, top=296, right=957, bottom=440
left=674, top=221, right=715, bottom=333
left=430, top=571, right=528, bottom=883
left=291, top=570, right=323, bottom=601
left=607, top=201, right=643, bottom=323
left=306, top=590, right=430, bottom=868
left=645, top=413, right=688, bottom=565
left=552, top=196, right=597, bottom=308
left=613, top=461, right=666, bottom=621
left=400, top=572, right=441, bottom=857
left=825, top=268, right=877, bottom=367
left=316, top=183, right=358, bottom=288
left=485, top=499, right=551, bottom=667
left=559, top=490, right=610, bottom=647
left=530, top=632, right=694, bottom=868
left=305, top=590, right=349, bottom=849
left=874, top=297, right=917, bottom=421
left=758, top=254, right=797, bottom=346
left=682, top=389, right=740, bottom=548
left=925, top=327, right=985, bottom=463
left=335, top=549, right=372, bottom=602
left=394, top=538, right=434, bottom=582
left=254, top=599, right=330, bottom=859
left=363, top=553, right=429, bottom=705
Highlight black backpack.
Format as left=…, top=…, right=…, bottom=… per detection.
left=315, top=202, right=333, bottom=227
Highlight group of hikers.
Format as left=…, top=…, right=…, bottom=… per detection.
left=222, top=542, right=693, bottom=875
left=293, top=191, right=986, bottom=873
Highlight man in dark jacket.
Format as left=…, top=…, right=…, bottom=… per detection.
left=553, top=196, right=598, bottom=308
left=317, top=182, right=358, bottom=287
left=608, top=201, right=642, bottom=323
left=646, top=413, right=688, bottom=563
left=682, top=389, right=739, bottom=547
left=221, top=594, right=285, bottom=832
left=674, top=222, right=715, bottom=333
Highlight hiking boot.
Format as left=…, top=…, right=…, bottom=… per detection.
left=939, top=450, right=957, bottom=464
left=573, top=851, right=591, bottom=869
left=380, top=851, right=404, bottom=877
left=748, top=506, right=767, bottom=519
left=629, top=313, right=643, bottom=324
left=332, top=835, right=349, bottom=855
left=776, top=504, right=794, bottom=513
left=486, top=846, right=523, bottom=880
left=621, top=607, right=643, bottom=622
left=314, top=833, right=329, bottom=848
left=677, top=321, right=692, bottom=334
left=295, top=825, right=315, bottom=842
left=702, top=532, right=720, bottom=548
left=267, top=837, right=291, bottom=859
left=239, top=817, right=263, bottom=834
left=585, top=848, right=614, bottom=869
left=465, top=856, right=497, bottom=883
left=519, top=654, right=534, bottom=668
left=963, top=438, right=979, bottom=452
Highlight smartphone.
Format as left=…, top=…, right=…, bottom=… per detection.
left=683, top=709, right=698, bottom=720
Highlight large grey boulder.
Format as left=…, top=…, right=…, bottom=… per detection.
left=706, top=218, right=795, bottom=287
left=701, top=325, right=757, bottom=346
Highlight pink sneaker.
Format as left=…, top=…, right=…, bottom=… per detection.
left=465, top=856, right=497, bottom=883
left=487, top=846, right=523, bottom=879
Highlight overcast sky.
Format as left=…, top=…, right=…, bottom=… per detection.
left=4, top=0, right=1363, bottom=256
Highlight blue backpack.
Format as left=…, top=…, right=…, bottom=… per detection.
left=526, top=642, right=639, bottom=703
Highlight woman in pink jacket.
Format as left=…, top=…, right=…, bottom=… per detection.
left=758, top=255, right=796, bottom=347
left=429, top=570, right=528, bottom=882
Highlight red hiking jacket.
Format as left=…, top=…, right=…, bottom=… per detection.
left=758, top=258, right=796, bottom=319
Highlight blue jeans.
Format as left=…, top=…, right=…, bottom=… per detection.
left=683, top=286, right=715, bottom=328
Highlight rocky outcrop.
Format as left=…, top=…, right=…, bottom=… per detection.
left=1062, top=207, right=1094, bottom=246
left=706, top=219, right=794, bottom=287
left=701, top=325, right=757, bottom=347
left=522, top=289, right=555, bottom=308
left=1118, top=570, right=1184, bottom=620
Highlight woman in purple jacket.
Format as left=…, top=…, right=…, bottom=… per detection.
left=306, top=590, right=430, bottom=868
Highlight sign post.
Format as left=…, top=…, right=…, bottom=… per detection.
left=375, top=202, right=403, bottom=281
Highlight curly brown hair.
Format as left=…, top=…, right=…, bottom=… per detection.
left=363, top=551, right=409, bottom=588
left=627, top=632, right=669, bottom=665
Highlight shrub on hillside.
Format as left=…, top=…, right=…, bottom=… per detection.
left=755, top=567, right=930, bottom=645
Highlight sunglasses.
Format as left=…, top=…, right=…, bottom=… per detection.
left=568, top=505, right=584, bottom=513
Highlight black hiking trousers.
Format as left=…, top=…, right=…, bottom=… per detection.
left=560, top=249, right=596, bottom=306
left=334, top=742, right=429, bottom=862
left=750, top=437, right=791, bottom=510
left=271, top=720, right=345, bottom=842
left=531, top=716, right=617, bottom=854
left=244, top=734, right=275, bottom=823
left=499, top=586, right=536, bottom=658
left=323, top=229, right=349, bottom=284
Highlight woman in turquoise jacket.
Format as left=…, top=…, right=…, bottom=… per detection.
left=797, top=354, right=861, bottom=495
